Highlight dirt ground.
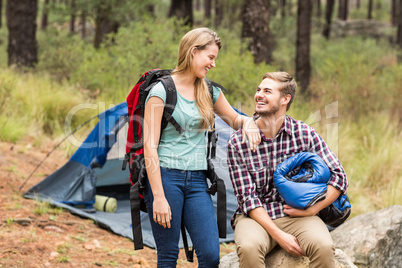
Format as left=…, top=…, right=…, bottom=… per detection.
left=0, top=140, right=236, bottom=267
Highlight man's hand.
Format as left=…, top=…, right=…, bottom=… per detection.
left=275, top=230, right=304, bottom=257
left=283, top=204, right=316, bottom=218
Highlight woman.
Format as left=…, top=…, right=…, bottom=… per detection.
left=143, top=27, right=260, bottom=267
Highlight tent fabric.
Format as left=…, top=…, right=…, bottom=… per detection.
left=24, top=102, right=241, bottom=249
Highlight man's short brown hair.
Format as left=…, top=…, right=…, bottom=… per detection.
left=263, top=72, right=297, bottom=111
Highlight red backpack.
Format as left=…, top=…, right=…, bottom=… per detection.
left=122, top=69, right=226, bottom=262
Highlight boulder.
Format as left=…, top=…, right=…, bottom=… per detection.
left=331, top=205, right=402, bottom=268
left=219, top=205, right=402, bottom=268
left=219, top=247, right=356, bottom=268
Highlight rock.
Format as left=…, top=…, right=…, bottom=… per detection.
left=43, top=225, right=64, bottom=233
left=92, top=239, right=101, bottom=248
left=219, top=247, right=356, bottom=268
left=49, top=251, right=59, bottom=259
left=13, top=218, right=32, bottom=226
left=129, top=255, right=140, bottom=263
left=220, top=206, right=401, bottom=268
left=331, top=205, right=402, bottom=268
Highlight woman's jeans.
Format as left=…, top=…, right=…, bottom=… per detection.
left=144, top=167, right=220, bottom=268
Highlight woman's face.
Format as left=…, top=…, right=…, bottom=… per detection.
left=191, top=43, right=219, bottom=79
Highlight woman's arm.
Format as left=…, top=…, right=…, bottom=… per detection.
left=213, top=91, right=260, bottom=151
left=143, top=96, right=171, bottom=228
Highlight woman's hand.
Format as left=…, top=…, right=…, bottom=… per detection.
left=153, top=196, right=172, bottom=228
left=242, top=117, right=261, bottom=151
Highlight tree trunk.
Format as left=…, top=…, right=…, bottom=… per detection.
left=0, top=0, right=3, bottom=28
left=356, top=0, right=360, bottom=9
left=40, top=0, right=49, bottom=30
left=80, top=10, right=86, bottom=39
left=280, top=0, right=287, bottom=19
left=6, top=0, right=38, bottom=68
left=296, top=0, right=312, bottom=93
left=338, top=0, right=348, bottom=20
left=196, top=0, right=200, bottom=11
left=367, top=0, right=373, bottom=20
left=205, top=0, right=211, bottom=19
left=392, top=0, right=397, bottom=26
left=70, top=0, right=76, bottom=34
left=242, top=0, right=273, bottom=64
left=322, top=0, right=334, bottom=39
left=168, top=0, right=193, bottom=26
left=315, top=0, right=322, bottom=17
left=215, top=0, right=223, bottom=28
left=398, top=0, right=402, bottom=63
left=94, top=1, right=119, bottom=49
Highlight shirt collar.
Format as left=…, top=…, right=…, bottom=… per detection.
left=254, top=114, right=292, bottom=141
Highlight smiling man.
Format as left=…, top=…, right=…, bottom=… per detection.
left=227, top=72, right=348, bottom=268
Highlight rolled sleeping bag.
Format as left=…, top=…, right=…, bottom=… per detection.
left=94, top=195, right=118, bottom=213
left=273, top=152, right=331, bottom=210
left=274, top=152, right=351, bottom=227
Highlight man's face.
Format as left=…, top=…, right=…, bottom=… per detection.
left=254, top=78, right=283, bottom=117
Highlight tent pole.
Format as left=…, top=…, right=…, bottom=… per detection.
left=19, top=115, right=99, bottom=192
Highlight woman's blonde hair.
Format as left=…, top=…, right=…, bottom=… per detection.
left=172, top=28, right=222, bottom=130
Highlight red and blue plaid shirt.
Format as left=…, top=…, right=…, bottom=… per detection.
left=227, top=115, right=348, bottom=229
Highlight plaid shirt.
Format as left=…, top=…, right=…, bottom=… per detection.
left=227, top=115, right=348, bottom=229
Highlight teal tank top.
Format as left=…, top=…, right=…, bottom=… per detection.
left=145, top=81, right=221, bottom=170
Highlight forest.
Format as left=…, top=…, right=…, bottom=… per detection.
left=1, top=0, right=401, bottom=237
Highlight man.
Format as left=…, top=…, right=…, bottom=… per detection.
left=227, top=72, right=348, bottom=268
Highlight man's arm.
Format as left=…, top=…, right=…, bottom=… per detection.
left=284, top=127, right=347, bottom=218
left=227, top=134, right=263, bottom=214
left=249, top=207, right=304, bottom=256
left=284, top=185, right=340, bottom=217
left=309, top=128, right=348, bottom=194
left=227, top=134, right=303, bottom=256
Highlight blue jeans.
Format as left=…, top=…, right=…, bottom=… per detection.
left=144, top=167, right=220, bottom=268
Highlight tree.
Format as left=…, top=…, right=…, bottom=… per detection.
left=215, top=0, right=223, bottom=28
left=315, top=0, right=322, bottom=17
left=280, top=0, right=287, bottom=19
left=80, top=10, right=86, bottom=38
left=0, top=0, right=3, bottom=28
left=205, top=0, right=211, bottom=19
left=338, top=0, right=348, bottom=21
left=323, top=0, right=335, bottom=39
left=168, top=0, right=193, bottom=26
left=242, top=0, right=273, bottom=64
left=94, top=0, right=119, bottom=49
left=40, top=0, right=49, bottom=30
left=367, top=0, right=373, bottom=19
left=296, top=0, right=312, bottom=93
left=70, top=0, right=76, bottom=34
left=398, top=0, right=402, bottom=63
left=392, top=0, right=398, bottom=26
left=6, top=0, right=38, bottom=67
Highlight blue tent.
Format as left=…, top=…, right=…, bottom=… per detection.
left=24, top=102, right=239, bottom=248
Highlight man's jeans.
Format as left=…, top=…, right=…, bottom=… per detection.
left=144, top=167, right=220, bottom=268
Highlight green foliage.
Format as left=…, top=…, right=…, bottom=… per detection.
left=310, top=36, right=400, bottom=118
left=0, top=67, right=95, bottom=143
left=1, top=2, right=401, bottom=219
left=56, top=256, right=70, bottom=263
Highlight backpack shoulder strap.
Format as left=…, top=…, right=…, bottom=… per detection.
left=159, top=75, right=184, bottom=134
left=205, top=78, right=218, bottom=159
